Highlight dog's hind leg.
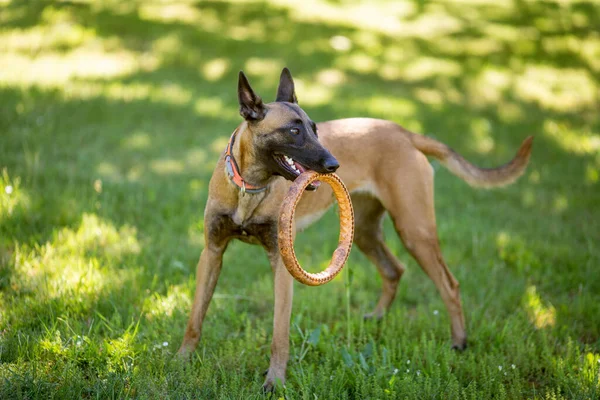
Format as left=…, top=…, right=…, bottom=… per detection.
left=352, top=193, right=406, bottom=320
left=379, top=153, right=467, bottom=349
left=397, top=223, right=467, bottom=349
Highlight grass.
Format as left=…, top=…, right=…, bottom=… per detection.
left=1, top=0, right=599, bottom=398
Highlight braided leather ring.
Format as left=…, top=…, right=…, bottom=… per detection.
left=278, top=171, right=354, bottom=286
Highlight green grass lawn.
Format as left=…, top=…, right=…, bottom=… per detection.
left=1, top=0, right=599, bottom=398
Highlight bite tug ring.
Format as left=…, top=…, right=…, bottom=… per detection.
left=278, top=171, right=354, bottom=286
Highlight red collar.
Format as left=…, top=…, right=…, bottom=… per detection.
left=225, top=129, right=267, bottom=194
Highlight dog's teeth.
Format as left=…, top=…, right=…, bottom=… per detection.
left=283, top=155, right=300, bottom=173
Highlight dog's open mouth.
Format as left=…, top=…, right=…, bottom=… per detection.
left=274, top=154, right=321, bottom=190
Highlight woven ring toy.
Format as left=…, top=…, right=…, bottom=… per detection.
left=278, top=171, right=354, bottom=286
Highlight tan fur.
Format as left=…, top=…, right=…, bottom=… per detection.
left=178, top=81, right=533, bottom=391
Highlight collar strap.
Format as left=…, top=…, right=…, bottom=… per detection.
left=225, top=129, right=267, bottom=194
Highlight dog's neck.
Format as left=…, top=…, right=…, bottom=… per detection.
left=230, top=122, right=272, bottom=188
left=227, top=122, right=276, bottom=226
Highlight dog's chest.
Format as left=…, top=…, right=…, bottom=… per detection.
left=226, top=216, right=277, bottom=249
left=231, top=191, right=267, bottom=226
left=215, top=186, right=286, bottom=250
left=211, top=208, right=277, bottom=249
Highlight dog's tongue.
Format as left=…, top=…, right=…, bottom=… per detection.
left=293, top=161, right=306, bottom=174
left=293, top=162, right=321, bottom=188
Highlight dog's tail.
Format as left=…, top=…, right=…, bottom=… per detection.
left=410, top=134, right=534, bottom=188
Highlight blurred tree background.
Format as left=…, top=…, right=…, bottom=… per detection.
left=0, top=0, right=599, bottom=398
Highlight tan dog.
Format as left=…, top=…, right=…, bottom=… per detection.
left=178, top=68, right=533, bottom=390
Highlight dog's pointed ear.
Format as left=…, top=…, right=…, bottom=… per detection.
left=276, top=67, right=297, bottom=103
left=238, top=71, right=266, bottom=121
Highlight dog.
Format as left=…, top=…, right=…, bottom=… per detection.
left=177, top=68, right=533, bottom=390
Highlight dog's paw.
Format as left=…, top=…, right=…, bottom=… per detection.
left=262, top=381, right=275, bottom=394
left=262, top=369, right=285, bottom=393
left=363, top=310, right=384, bottom=321
left=451, top=340, right=468, bottom=352
left=175, top=346, right=194, bottom=362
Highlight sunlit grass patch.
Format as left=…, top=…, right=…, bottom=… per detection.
left=201, top=58, right=230, bottom=82
left=121, top=132, right=151, bottom=150
left=495, top=231, right=541, bottom=273
left=544, top=120, right=600, bottom=155
left=583, top=352, right=600, bottom=389
left=144, top=285, right=191, bottom=322
left=292, top=77, right=336, bottom=106
left=402, top=57, right=462, bottom=82
left=150, top=158, right=185, bottom=175
left=2, top=213, right=140, bottom=314
left=524, top=286, right=556, bottom=329
left=270, top=0, right=415, bottom=35
left=0, top=49, right=145, bottom=86
left=468, top=117, right=495, bottom=154
left=194, top=97, right=233, bottom=119
left=0, top=169, right=32, bottom=230
left=468, top=67, right=512, bottom=106
left=586, top=162, right=599, bottom=184
left=315, top=68, right=347, bottom=88
left=352, top=96, right=422, bottom=131
left=57, top=214, right=139, bottom=257
left=139, top=3, right=203, bottom=25
left=515, top=65, right=598, bottom=113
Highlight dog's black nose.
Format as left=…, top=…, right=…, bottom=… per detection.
left=323, top=157, right=340, bottom=173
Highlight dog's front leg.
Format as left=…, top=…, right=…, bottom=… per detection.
left=178, top=244, right=226, bottom=356
left=263, top=252, right=294, bottom=391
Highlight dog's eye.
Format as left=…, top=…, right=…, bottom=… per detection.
left=290, top=128, right=300, bottom=135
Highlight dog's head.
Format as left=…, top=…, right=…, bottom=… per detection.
left=237, top=68, right=339, bottom=190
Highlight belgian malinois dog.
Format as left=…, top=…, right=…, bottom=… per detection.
left=178, top=68, right=533, bottom=390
